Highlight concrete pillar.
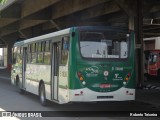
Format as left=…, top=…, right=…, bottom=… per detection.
left=128, top=0, right=144, bottom=88
left=129, top=17, right=134, bottom=31
left=135, top=0, right=144, bottom=88
left=7, top=42, right=13, bottom=65
left=4, top=40, right=15, bottom=71
left=3, top=47, right=7, bottom=67
left=0, top=48, right=3, bottom=67
left=155, top=37, right=160, bottom=49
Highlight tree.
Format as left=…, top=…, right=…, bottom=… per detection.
left=0, top=0, right=7, bottom=4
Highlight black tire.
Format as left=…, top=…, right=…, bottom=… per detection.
left=39, top=83, right=47, bottom=106
left=19, top=88, right=25, bottom=94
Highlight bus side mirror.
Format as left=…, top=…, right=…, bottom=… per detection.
left=62, top=36, right=69, bottom=50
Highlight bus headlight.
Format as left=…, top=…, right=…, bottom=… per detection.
left=82, top=81, right=86, bottom=85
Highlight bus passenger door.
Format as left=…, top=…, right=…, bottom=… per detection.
left=22, top=47, right=27, bottom=89
left=51, top=42, right=60, bottom=101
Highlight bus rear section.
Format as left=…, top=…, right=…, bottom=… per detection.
left=148, top=50, right=160, bottom=77
left=68, top=27, right=135, bottom=102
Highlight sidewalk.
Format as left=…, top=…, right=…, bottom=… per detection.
left=136, top=76, right=160, bottom=107
left=136, top=89, right=160, bottom=107
left=141, top=76, right=160, bottom=91
left=0, top=68, right=11, bottom=80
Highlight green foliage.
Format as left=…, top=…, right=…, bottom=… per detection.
left=0, top=0, right=7, bottom=5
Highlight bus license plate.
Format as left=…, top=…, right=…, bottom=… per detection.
left=100, top=84, right=111, bottom=88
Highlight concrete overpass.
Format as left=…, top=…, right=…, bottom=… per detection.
left=0, top=0, right=160, bottom=86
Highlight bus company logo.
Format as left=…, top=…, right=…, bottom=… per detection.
left=104, top=71, right=109, bottom=76
left=2, top=112, right=11, bottom=117
left=1, top=112, right=42, bottom=118
left=113, top=74, right=123, bottom=81
left=85, top=66, right=99, bottom=74
left=115, top=74, right=119, bottom=78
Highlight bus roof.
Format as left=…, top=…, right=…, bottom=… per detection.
left=77, top=26, right=129, bottom=32
left=13, top=41, right=24, bottom=47
left=14, top=28, right=70, bottom=46
left=13, top=26, right=129, bottom=47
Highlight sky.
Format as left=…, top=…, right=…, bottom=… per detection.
left=0, top=48, right=2, bottom=56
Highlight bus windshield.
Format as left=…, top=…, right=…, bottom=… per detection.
left=79, top=30, right=130, bottom=59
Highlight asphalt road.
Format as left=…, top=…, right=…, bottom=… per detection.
left=0, top=69, right=160, bottom=120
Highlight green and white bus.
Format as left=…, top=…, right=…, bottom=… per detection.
left=11, top=26, right=136, bottom=105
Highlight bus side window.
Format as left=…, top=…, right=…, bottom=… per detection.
left=61, top=36, right=69, bottom=65
left=27, top=44, right=31, bottom=63
left=31, top=43, right=37, bottom=64
left=16, top=47, right=22, bottom=64
left=37, top=42, right=43, bottom=64
left=44, top=41, right=51, bottom=64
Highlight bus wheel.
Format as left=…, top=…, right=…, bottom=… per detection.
left=39, top=83, right=47, bottom=106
